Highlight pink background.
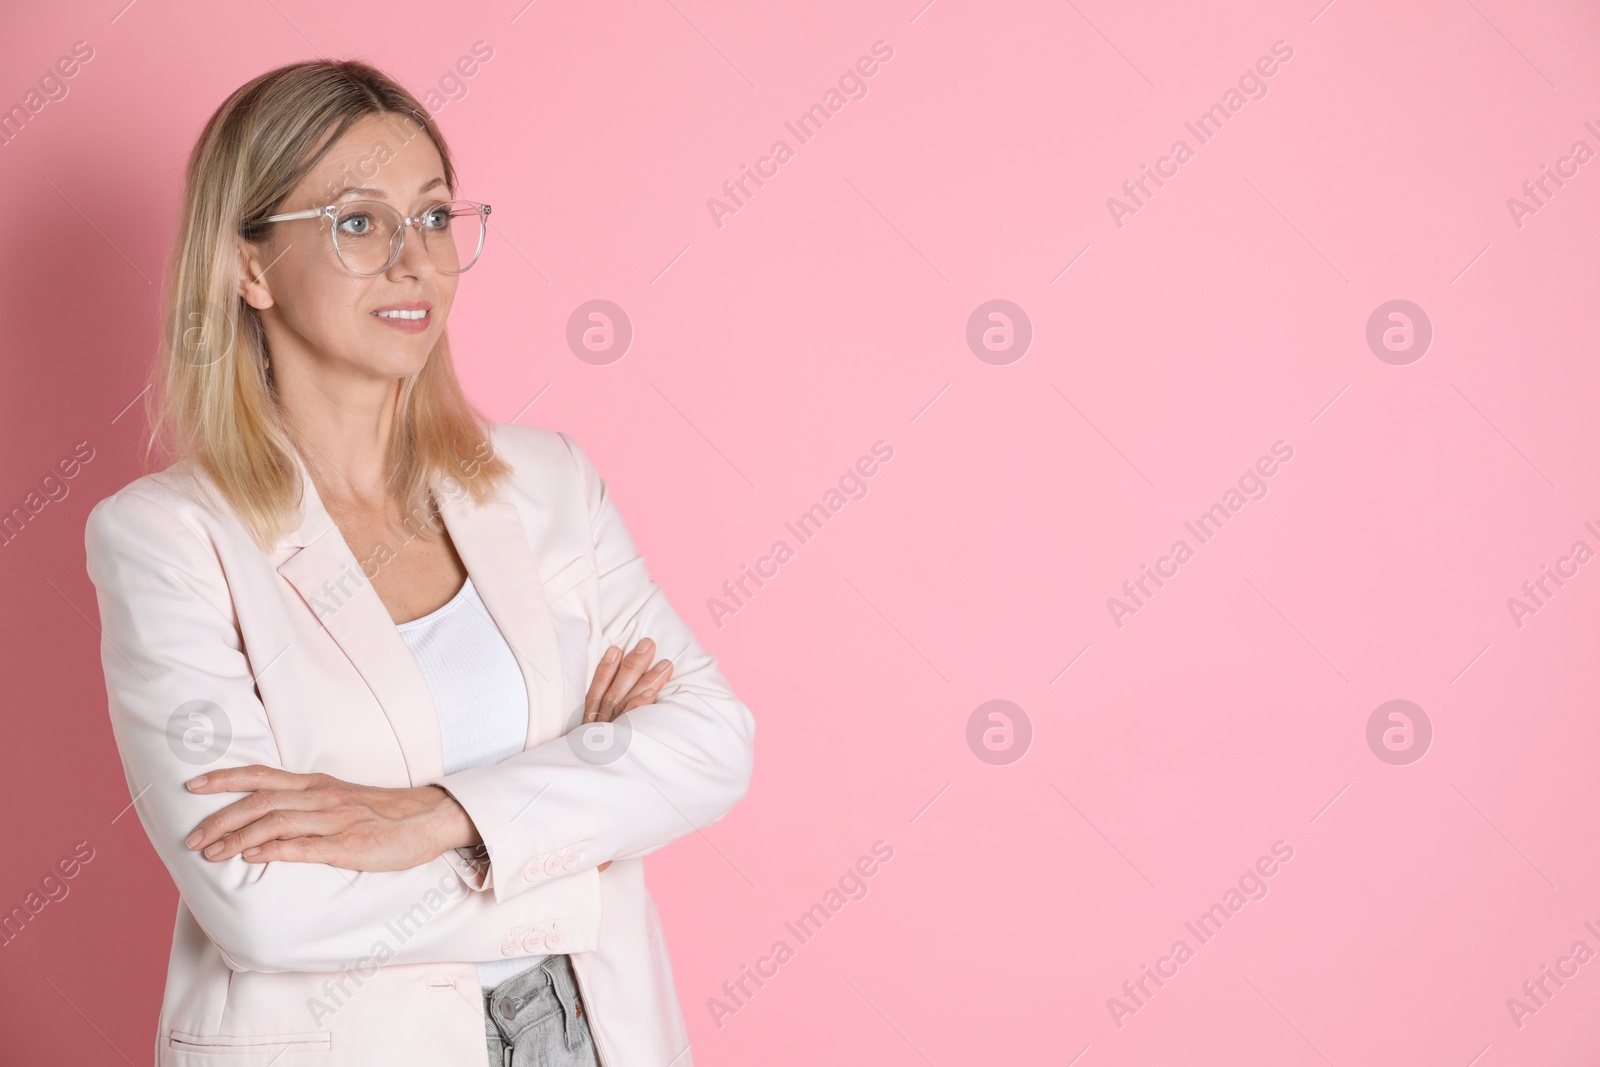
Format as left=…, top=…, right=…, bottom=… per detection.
left=4, top=0, right=1599, bottom=1063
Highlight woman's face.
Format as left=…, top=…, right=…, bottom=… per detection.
left=237, top=113, right=459, bottom=390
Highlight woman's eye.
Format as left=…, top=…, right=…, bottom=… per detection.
left=422, top=208, right=451, bottom=230
left=338, top=213, right=373, bottom=235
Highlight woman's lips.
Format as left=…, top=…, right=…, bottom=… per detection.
left=371, top=307, right=431, bottom=333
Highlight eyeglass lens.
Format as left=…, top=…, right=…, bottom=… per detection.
left=331, top=201, right=486, bottom=275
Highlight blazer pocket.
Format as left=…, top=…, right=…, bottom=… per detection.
left=541, top=554, right=595, bottom=602
left=167, top=1028, right=332, bottom=1055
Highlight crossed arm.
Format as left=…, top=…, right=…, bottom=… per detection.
left=84, top=430, right=755, bottom=970
left=179, top=632, right=671, bottom=873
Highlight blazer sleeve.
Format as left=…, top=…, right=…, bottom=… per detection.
left=84, top=487, right=601, bottom=973
left=436, top=431, right=756, bottom=905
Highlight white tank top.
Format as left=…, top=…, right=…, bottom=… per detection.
left=395, top=576, right=551, bottom=989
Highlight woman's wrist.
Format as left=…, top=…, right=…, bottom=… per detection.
left=423, top=785, right=483, bottom=857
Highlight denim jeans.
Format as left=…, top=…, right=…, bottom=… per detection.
left=483, top=954, right=601, bottom=1067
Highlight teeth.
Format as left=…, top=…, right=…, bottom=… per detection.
left=376, top=309, right=427, bottom=319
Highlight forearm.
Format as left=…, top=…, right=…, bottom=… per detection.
left=437, top=680, right=753, bottom=905
left=198, top=855, right=602, bottom=973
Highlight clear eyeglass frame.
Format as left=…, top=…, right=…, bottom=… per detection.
left=259, top=198, right=493, bottom=277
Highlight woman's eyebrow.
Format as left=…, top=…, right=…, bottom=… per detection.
left=327, top=177, right=448, bottom=201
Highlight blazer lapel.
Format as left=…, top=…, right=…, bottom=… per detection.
left=433, top=481, right=567, bottom=751
left=274, top=447, right=564, bottom=787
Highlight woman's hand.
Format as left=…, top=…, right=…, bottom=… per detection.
left=585, top=637, right=673, bottom=724
left=183, top=767, right=472, bottom=870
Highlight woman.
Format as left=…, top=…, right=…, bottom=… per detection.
left=83, top=59, right=755, bottom=1067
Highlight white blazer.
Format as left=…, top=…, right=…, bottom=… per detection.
left=83, top=421, right=756, bottom=1066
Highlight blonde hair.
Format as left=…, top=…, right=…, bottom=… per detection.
left=143, top=58, right=510, bottom=553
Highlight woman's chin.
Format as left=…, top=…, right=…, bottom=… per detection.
left=347, top=349, right=433, bottom=381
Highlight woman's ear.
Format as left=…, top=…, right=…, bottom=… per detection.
left=236, top=237, right=276, bottom=311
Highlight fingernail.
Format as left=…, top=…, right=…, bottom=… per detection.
left=242, top=847, right=260, bottom=858
left=650, top=659, right=669, bottom=674
left=204, top=842, right=223, bottom=858
left=185, top=829, right=202, bottom=848
left=187, top=775, right=207, bottom=789
left=639, top=688, right=655, bottom=700
left=602, top=648, right=619, bottom=663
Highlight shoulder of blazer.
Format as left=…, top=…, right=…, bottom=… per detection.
left=84, top=460, right=231, bottom=550
left=485, top=420, right=588, bottom=501
left=81, top=466, right=241, bottom=627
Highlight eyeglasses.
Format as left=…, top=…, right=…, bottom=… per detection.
left=259, top=199, right=492, bottom=276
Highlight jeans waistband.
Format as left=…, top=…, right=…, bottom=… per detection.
left=483, top=954, right=584, bottom=1053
